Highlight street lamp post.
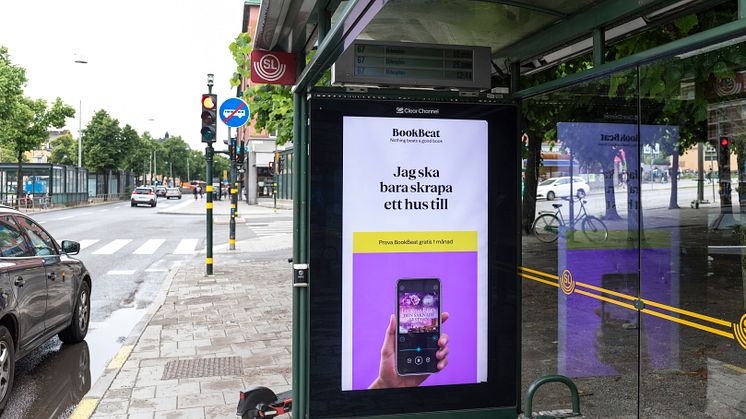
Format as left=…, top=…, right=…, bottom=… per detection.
left=74, top=57, right=88, bottom=168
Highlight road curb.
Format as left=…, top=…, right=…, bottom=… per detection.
left=69, top=262, right=182, bottom=418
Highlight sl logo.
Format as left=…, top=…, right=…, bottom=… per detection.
left=560, top=269, right=575, bottom=295
left=734, top=313, right=746, bottom=350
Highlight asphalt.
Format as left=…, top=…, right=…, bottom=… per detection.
left=0, top=196, right=291, bottom=419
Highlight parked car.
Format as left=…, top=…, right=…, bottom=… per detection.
left=155, top=186, right=167, bottom=197
left=536, top=176, right=590, bottom=200
left=0, top=208, right=90, bottom=412
left=165, top=188, right=182, bottom=200
left=131, top=186, right=157, bottom=207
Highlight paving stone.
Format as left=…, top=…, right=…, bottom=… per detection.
left=177, top=392, right=225, bottom=409
left=128, top=396, right=177, bottom=414
left=153, top=407, right=205, bottom=419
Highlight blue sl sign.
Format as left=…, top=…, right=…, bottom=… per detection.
left=219, top=98, right=250, bottom=128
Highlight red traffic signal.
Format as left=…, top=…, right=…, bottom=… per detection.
left=720, top=137, right=730, bottom=147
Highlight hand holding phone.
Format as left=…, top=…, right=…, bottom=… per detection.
left=368, top=310, right=450, bottom=389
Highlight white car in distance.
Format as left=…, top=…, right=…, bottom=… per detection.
left=165, top=188, right=182, bottom=199
left=131, top=186, right=157, bottom=207
left=536, top=176, right=590, bottom=200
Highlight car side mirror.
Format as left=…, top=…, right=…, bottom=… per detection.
left=61, top=240, right=80, bottom=255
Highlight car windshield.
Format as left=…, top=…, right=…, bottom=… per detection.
left=167, top=188, right=179, bottom=192
left=539, top=179, right=555, bottom=186
left=134, top=188, right=151, bottom=194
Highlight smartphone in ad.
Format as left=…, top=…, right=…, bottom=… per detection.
left=396, top=278, right=441, bottom=375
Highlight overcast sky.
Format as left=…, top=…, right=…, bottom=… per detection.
left=0, top=0, right=245, bottom=151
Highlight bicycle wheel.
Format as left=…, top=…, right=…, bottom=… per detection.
left=582, top=215, right=608, bottom=242
left=533, top=214, right=560, bottom=243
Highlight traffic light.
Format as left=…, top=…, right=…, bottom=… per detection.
left=229, top=137, right=236, bottom=161
left=236, top=144, right=245, bottom=164
left=201, top=94, right=217, bottom=143
left=718, top=135, right=732, bottom=207
left=718, top=136, right=730, bottom=170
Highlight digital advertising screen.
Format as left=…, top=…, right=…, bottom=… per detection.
left=309, top=95, right=518, bottom=418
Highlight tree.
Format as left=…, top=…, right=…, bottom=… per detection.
left=82, top=110, right=122, bottom=173
left=1, top=97, right=74, bottom=203
left=159, top=135, right=191, bottom=181
left=49, top=132, right=77, bottom=165
left=0, top=46, right=26, bottom=123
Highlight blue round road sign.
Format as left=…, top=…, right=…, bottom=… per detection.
left=219, top=98, right=250, bottom=128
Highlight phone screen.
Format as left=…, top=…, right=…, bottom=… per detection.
left=396, top=278, right=441, bottom=375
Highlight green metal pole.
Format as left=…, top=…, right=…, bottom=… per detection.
left=206, top=145, right=214, bottom=275
left=299, top=92, right=310, bottom=418
left=291, top=91, right=302, bottom=419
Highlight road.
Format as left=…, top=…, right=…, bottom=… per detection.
left=1, top=197, right=293, bottom=419
left=535, top=179, right=733, bottom=219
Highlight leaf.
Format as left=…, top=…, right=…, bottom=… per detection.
left=674, top=15, right=698, bottom=35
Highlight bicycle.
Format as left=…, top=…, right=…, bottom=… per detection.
left=532, top=197, right=608, bottom=243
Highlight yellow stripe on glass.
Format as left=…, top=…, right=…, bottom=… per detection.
left=353, top=231, right=477, bottom=253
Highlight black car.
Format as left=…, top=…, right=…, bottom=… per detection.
left=155, top=186, right=167, bottom=197
left=0, top=208, right=90, bottom=413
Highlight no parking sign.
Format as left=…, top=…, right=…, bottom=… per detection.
left=219, top=98, right=250, bottom=128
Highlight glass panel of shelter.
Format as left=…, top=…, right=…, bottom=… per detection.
left=522, top=68, right=641, bottom=417
left=639, top=38, right=746, bottom=418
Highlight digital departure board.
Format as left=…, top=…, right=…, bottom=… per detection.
left=333, top=41, right=491, bottom=89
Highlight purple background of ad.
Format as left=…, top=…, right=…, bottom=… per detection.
left=352, top=251, right=478, bottom=390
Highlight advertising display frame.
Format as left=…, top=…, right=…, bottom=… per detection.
left=308, top=92, right=519, bottom=418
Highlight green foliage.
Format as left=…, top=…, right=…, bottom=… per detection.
left=213, top=154, right=231, bottom=179
left=188, top=149, right=205, bottom=181
left=159, top=135, right=192, bottom=179
left=1, top=96, right=75, bottom=161
left=228, top=33, right=334, bottom=146
left=82, top=110, right=124, bottom=172
left=49, top=132, right=77, bottom=165
left=0, top=46, right=26, bottom=122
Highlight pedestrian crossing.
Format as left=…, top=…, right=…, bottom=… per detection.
left=77, top=238, right=201, bottom=256
left=247, top=220, right=293, bottom=237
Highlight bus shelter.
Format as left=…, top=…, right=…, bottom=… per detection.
left=253, top=1, right=746, bottom=418
left=0, top=163, right=88, bottom=207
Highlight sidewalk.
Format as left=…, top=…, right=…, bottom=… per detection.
left=80, top=252, right=292, bottom=418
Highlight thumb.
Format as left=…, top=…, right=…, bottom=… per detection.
left=380, top=314, right=396, bottom=356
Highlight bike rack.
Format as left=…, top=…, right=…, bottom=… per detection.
left=522, top=374, right=582, bottom=419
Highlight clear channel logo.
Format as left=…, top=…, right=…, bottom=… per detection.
left=395, top=107, right=440, bottom=115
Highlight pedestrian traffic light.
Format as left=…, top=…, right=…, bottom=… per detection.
left=201, top=94, right=217, bottom=143
left=719, top=136, right=730, bottom=170
left=237, top=144, right=245, bottom=164
left=229, top=137, right=236, bottom=161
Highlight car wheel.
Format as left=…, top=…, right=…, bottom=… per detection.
left=577, top=189, right=586, bottom=199
left=0, top=326, right=15, bottom=413
left=152, top=202, right=157, bottom=207
left=547, top=191, right=556, bottom=201
left=131, top=202, right=136, bottom=207
left=59, top=281, right=90, bottom=344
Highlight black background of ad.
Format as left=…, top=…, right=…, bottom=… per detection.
left=309, top=95, right=518, bottom=417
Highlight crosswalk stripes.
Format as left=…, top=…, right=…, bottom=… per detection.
left=93, top=239, right=132, bottom=255
left=173, top=238, right=199, bottom=254
left=79, top=238, right=201, bottom=256
left=133, top=239, right=166, bottom=255
left=247, top=220, right=293, bottom=237
left=78, top=240, right=99, bottom=250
